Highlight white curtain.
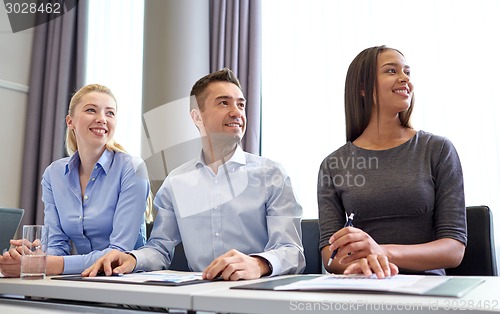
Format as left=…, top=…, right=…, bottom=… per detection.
left=86, top=0, right=144, bottom=157
left=262, top=0, right=500, bottom=263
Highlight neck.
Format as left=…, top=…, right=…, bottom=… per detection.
left=78, top=146, right=105, bottom=174
left=355, top=114, right=414, bottom=149
left=202, top=139, right=238, bottom=174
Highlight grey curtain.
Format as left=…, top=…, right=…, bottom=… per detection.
left=209, top=0, right=262, bottom=154
left=20, top=2, right=88, bottom=226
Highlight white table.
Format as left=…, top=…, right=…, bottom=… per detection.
left=2, top=273, right=500, bottom=314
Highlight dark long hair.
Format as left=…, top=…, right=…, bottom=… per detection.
left=344, top=45, right=414, bottom=142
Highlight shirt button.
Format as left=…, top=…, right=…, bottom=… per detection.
left=84, top=195, right=89, bottom=200
left=215, top=232, right=220, bottom=237
left=94, top=165, right=98, bottom=169
left=78, top=216, right=82, bottom=220
left=214, top=179, right=218, bottom=184
left=91, top=177, right=96, bottom=181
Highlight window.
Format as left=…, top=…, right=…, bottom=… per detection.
left=85, top=0, right=144, bottom=157
left=262, top=0, right=500, bottom=224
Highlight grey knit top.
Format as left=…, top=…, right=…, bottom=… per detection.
left=317, top=130, right=467, bottom=275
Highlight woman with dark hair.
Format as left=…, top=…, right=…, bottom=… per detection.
left=318, top=46, right=466, bottom=277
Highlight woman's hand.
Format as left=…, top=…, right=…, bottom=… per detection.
left=0, top=241, right=23, bottom=277
left=328, top=226, right=388, bottom=265
left=343, top=254, right=399, bottom=278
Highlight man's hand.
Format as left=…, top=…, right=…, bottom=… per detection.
left=81, top=249, right=136, bottom=277
left=202, top=249, right=271, bottom=281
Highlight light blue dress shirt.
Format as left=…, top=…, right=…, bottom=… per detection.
left=42, top=149, right=149, bottom=274
left=133, top=145, right=305, bottom=275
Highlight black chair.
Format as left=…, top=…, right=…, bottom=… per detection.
left=169, top=220, right=325, bottom=273
left=153, top=222, right=322, bottom=273
left=145, top=222, right=190, bottom=271
left=169, top=242, right=190, bottom=271
left=446, top=205, right=498, bottom=276
left=301, top=219, right=322, bottom=274
left=171, top=221, right=323, bottom=273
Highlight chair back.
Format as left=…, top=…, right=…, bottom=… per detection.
left=169, top=242, right=190, bottom=271
left=146, top=222, right=190, bottom=271
left=446, top=205, right=498, bottom=276
left=301, top=219, right=322, bottom=274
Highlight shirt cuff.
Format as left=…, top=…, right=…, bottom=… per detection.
left=250, top=253, right=280, bottom=277
left=62, top=255, right=83, bottom=275
left=128, top=250, right=142, bottom=272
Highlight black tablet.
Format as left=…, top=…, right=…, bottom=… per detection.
left=0, top=207, right=24, bottom=254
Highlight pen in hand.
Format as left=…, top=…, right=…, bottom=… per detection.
left=327, top=213, right=355, bottom=267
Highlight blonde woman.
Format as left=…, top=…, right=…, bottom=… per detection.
left=0, top=84, right=151, bottom=276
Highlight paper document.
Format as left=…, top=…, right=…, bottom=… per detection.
left=84, top=272, right=203, bottom=284
left=274, top=274, right=449, bottom=294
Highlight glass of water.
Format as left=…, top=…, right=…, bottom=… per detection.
left=20, top=225, right=48, bottom=280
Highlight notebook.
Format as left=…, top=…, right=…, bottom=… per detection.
left=0, top=207, right=24, bottom=254
left=52, top=271, right=214, bottom=286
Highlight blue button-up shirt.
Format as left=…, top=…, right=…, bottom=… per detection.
left=133, top=146, right=305, bottom=275
left=42, top=149, right=149, bottom=274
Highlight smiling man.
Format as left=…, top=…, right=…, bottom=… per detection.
left=83, top=68, right=305, bottom=281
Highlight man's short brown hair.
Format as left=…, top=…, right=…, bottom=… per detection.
left=189, top=68, right=242, bottom=111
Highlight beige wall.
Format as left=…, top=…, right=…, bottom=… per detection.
left=142, top=0, right=209, bottom=193
left=0, top=9, right=32, bottom=208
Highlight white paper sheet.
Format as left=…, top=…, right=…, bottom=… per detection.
left=274, top=274, right=449, bottom=295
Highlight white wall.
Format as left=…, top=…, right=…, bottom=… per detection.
left=0, top=9, right=32, bottom=208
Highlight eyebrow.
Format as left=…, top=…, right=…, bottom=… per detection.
left=215, top=95, right=246, bottom=102
left=381, top=62, right=410, bottom=69
left=83, top=103, right=116, bottom=111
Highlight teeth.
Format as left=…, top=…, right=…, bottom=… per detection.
left=92, top=128, right=106, bottom=134
left=226, top=123, right=240, bottom=127
left=394, top=89, right=408, bottom=94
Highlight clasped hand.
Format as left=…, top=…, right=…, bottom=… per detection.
left=329, top=226, right=398, bottom=278
left=0, top=239, right=27, bottom=277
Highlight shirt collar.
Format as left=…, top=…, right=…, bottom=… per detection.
left=97, top=149, right=114, bottom=174
left=229, top=144, right=246, bottom=165
left=65, top=152, right=81, bottom=175
left=64, top=149, right=114, bottom=175
left=196, top=144, right=246, bottom=168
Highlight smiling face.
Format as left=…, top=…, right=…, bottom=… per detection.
left=192, top=81, right=246, bottom=144
left=66, top=92, right=117, bottom=153
left=375, top=49, right=414, bottom=116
